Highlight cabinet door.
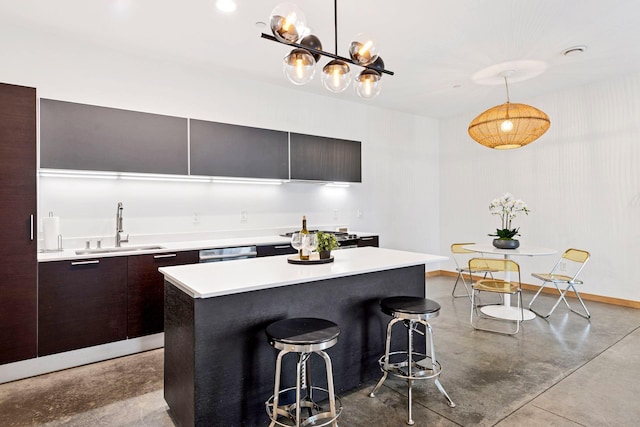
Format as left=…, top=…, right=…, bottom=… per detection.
left=127, top=251, right=199, bottom=338
left=256, top=243, right=298, bottom=257
left=190, top=119, right=289, bottom=179
left=40, top=99, right=188, bottom=175
left=38, top=257, right=127, bottom=356
left=357, top=236, right=379, bottom=247
left=290, top=133, right=361, bottom=182
left=0, top=83, right=37, bottom=365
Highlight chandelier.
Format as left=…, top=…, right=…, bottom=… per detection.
left=468, top=75, right=550, bottom=149
left=261, top=0, right=394, bottom=99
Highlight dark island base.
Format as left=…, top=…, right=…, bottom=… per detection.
left=164, top=264, right=426, bottom=427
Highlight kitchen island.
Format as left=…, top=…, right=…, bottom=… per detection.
left=160, top=247, right=447, bottom=427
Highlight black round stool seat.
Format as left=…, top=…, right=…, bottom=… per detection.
left=381, top=296, right=441, bottom=319
left=266, top=317, right=340, bottom=347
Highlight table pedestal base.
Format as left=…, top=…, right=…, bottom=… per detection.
left=480, top=305, right=536, bottom=321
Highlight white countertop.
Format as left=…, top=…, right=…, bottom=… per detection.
left=37, top=235, right=297, bottom=262
left=37, top=232, right=378, bottom=262
left=159, top=246, right=448, bottom=299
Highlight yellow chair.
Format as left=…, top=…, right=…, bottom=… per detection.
left=469, top=258, right=523, bottom=335
left=450, top=243, right=495, bottom=299
left=528, top=248, right=591, bottom=319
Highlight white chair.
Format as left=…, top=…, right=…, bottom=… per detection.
left=528, top=248, right=591, bottom=319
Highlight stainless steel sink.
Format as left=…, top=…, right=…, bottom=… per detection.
left=75, top=245, right=166, bottom=255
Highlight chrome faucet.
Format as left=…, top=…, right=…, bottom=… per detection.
left=115, top=202, right=129, bottom=247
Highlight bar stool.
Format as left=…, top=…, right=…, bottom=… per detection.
left=265, top=317, right=342, bottom=427
left=369, top=296, right=455, bottom=425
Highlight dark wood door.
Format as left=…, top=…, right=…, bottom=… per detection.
left=256, top=243, right=297, bottom=257
left=38, top=257, right=128, bottom=356
left=290, top=133, right=362, bottom=182
left=357, top=236, right=379, bottom=247
left=0, top=83, right=37, bottom=365
left=127, top=251, right=198, bottom=338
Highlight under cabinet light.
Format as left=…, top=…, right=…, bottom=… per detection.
left=211, top=178, right=284, bottom=185
left=325, top=182, right=350, bottom=188
left=38, top=169, right=287, bottom=185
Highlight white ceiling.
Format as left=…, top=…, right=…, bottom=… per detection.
left=2, top=0, right=640, bottom=118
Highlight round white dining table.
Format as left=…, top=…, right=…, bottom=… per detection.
left=462, top=243, right=557, bottom=321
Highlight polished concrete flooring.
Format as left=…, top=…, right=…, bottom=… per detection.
left=2, top=275, right=640, bottom=426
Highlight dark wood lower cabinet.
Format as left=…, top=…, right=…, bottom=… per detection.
left=127, top=251, right=199, bottom=338
left=256, top=243, right=297, bottom=257
left=357, top=235, right=379, bottom=247
left=38, top=257, right=127, bottom=356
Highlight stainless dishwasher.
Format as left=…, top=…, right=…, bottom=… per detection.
left=198, top=246, right=257, bottom=263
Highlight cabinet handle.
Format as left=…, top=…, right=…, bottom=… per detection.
left=360, top=237, right=374, bottom=241
left=154, top=253, right=177, bottom=259
left=274, top=245, right=291, bottom=249
left=30, top=214, right=34, bottom=241
left=71, top=260, right=100, bottom=266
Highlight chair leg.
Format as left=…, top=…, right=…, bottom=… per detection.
left=269, top=349, right=288, bottom=427
left=452, top=271, right=471, bottom=299
left=529, top=281, right=591, bottom=319
left=318, top=350, right=338, bottom=427
left=406, top=321, right=414, bottom=425
left=369, top=318, right=399, bottom=397
left=424, top=322, right=455, bottom=408
left=561, top=284, right=591, bottom=319
left=527, top=281, right=548, bottom=311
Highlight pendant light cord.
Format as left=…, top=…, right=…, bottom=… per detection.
left=504, top=76, right=511, bottom=103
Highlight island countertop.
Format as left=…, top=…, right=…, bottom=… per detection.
left=159, top=246, right=447, bottom=298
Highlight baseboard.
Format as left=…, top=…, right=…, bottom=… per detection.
left=433, top=270, right=640, bottom=309
left=0, top=333, right=164, bottom=384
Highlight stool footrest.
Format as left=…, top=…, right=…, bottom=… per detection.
left=266, top=386, right=342, bottom=427
left=377, top=351, right=442, bottom=381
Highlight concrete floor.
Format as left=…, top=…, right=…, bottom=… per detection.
left=2, top=275, right=640, bottom=426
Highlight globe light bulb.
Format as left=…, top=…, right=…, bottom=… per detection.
left=322, top=60, right=351, bottom=93
left=270, top=3, right=306, bottom=43
left=500, top=119, right=514, bottom=132
left=355, top=69, right=382, bottom=99
left=283, top=49, right=316, bottom=85
left=349, top=33, right=379, bottom=65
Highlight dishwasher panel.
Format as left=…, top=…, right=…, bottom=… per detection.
left=198, top=246, right=257, bottom=262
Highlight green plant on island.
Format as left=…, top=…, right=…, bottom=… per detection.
left=316, top=231, right=340, bottom=252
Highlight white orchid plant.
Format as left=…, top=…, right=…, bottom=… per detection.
left=488, top=193, right=530, bottom=239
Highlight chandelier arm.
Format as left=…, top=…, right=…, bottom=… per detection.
left=261, top=33, right=395, bottom=75
left=334, top=0, right=338, bottom=55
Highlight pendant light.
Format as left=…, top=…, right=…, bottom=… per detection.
left=321, top=0, right=351, bottom=92
left=283, top=48, right=316, bottom=85
left=468, top=75, right=550, bottom=149
left=261, top=0, right=393, bottom=98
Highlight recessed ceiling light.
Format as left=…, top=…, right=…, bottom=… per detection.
left=216, top=0, right=236, bottom=13
left=255, top=21, right=266, bottom=28
left=562, top=45, right=588, bottom=56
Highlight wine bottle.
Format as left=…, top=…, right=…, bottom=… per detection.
left=300, top=215, right=310, bottom=260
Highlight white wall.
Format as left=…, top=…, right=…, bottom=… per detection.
left=0, top=22, right=441, bottom=256
left=439, top=73, right=640, bottom=301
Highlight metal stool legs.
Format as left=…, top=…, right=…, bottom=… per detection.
left=268, top=348, right=340, bottom=427
left=369, top=318, right=455, bottom=425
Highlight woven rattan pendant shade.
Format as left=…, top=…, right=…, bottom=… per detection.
left=468, top=102, right=550, bottom=150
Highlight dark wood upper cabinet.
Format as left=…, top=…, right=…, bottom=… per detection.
left=40, top=99, right=188, bottom=174
left=190, top=119, right=289, bottom=179
left=290, top=133, right=362, bottom=182
left=0, top=82, right=37, bottom=365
